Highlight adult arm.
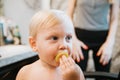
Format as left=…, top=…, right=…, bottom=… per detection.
left=67, top=0, right=88, bottom=62
left=97, top=0, right=120, bottom=65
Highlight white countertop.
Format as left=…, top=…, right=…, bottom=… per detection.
left=0, top=45, right=37, bottom=68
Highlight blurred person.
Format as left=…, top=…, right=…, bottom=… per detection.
left=67, top=0, right=119, bottom=78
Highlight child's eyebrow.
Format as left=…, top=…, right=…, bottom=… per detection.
left=67, top=33, right=73, bottom=36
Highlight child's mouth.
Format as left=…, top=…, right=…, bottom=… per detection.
left=55, top=51, right=69, bottom=62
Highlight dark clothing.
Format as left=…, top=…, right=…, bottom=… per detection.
left=75, top=28, right=111, bottom=72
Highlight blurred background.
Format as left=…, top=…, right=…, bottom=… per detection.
left=0, top=0, right=120, bottom=80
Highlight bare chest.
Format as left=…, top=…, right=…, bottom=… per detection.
left=27, top=70, right=62, bottom=80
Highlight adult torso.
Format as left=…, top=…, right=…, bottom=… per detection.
left=73, top=0, right=110, bottom=31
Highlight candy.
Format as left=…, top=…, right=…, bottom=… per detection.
left=55, top=51, right=68, bottom=62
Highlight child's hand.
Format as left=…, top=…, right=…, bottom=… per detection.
left=59, top=56, right=84, bottom=80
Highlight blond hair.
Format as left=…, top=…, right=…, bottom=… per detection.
left=29, top=10, right=72, bottom=38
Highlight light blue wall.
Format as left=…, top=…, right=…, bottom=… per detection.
left=3, top=0, right=50, bottom=44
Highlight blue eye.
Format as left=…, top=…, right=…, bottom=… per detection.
left=66, top=35, right=72, bottom=42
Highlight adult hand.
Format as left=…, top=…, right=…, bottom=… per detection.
left=71, top=36, right=88, bottom=62
left=96, top=40, right=114, bottom=66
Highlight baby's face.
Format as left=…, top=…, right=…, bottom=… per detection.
left=35, top=22, right=74, bottom=67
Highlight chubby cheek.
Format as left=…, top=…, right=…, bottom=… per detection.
left=45, top=46, right=57, bottom=56
left=37, top=43, right=57, bottom=59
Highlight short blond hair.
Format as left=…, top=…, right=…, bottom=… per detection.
left=29, top=10, right=72, bottom=38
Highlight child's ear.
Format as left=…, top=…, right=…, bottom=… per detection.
left=29, top=37, right=37, bottom=52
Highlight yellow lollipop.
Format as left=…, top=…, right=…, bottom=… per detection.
left=55, top=51, right=68, bottom=62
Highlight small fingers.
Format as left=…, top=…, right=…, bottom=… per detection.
left=60, top=56, right=75, bottom=70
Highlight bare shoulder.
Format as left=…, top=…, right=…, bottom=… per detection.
left=16, top=60, right=45, bottom=80
left=16, top=64, right=31, bottom=80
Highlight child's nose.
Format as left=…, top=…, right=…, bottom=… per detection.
left=59, top=41, right=67, bottom=50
